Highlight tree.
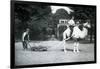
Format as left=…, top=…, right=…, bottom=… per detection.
left=51, top=9, right=71, bottom=39
left=14, top=2, right=52, bottom=40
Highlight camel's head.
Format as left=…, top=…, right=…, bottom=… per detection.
left=83, top=22, right=91, bottom=28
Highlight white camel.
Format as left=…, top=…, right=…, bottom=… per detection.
left=63, top=21, right=91, bottom=53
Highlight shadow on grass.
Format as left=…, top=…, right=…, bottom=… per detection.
left=61, top=48, right=82, bottom=52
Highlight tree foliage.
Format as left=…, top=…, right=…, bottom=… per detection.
left=71, top=6, right=96, bottom=23
left=14, top=2, right=51, bottom=40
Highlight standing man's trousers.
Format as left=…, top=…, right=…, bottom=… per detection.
left=22, top=40, right=28, bottom=49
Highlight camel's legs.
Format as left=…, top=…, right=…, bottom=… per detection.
left=73, top=41, right=80, bottom=53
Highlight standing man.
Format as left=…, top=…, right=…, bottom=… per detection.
left=22, top=28, right=30, bottom=50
